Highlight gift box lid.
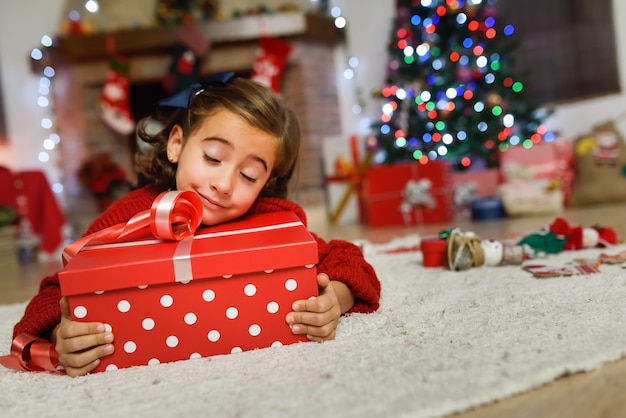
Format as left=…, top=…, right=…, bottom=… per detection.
left=59, top=211, right=318, bottom=296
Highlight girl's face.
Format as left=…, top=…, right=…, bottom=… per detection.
left=167, top=108, right=278, bottom=226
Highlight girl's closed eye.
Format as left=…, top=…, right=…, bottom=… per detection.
left=203, top=154, right=221, bottom=163
left=240, top=172, right=257, bottom=183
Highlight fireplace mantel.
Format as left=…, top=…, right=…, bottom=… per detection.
left=34, top=12, right=342, bottom=69
left=45, top=11, right=343, bottom=219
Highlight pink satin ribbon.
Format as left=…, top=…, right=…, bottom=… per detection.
left=0, top=191, right=203, bottom=374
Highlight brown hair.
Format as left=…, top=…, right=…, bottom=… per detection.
left=135, top=77, right=300, bottom=198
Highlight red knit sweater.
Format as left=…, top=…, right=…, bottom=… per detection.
left=13, top=185, right=381, bottom=339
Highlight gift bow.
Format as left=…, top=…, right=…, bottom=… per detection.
left=62, top=190, right=203, bottom=265
left=0, top=334, right=62, bottom=373
left=401, top=179, right=436, bottom=209
left=399, top=179, right=436, bottom=225
left=0, top=191, right=204, bottom=374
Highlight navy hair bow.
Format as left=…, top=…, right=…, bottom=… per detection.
left=156, top=71, right=235, bottom=108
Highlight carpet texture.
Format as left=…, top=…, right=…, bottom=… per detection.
left=1, top=241, right=625, bottom=418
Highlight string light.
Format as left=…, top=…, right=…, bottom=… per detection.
left=85, top=0, right=99, bottom=13
left=28, top=12, right=74, bottom=195
left=335, top=9, right=367, bottom=119
left=371, top=0, right=553, bottom=168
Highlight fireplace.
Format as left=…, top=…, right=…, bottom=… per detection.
left=43, top=13, right=343, bottom=227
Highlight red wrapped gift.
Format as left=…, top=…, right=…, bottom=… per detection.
left=451, top=168, right=502, bottom=200
left=362, top=161, right=455, bottom=227
left=500, top=141, right=572, bottom=180
left=58, top=193, right=318, bottom=373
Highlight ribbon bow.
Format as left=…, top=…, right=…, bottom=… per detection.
left=399, top=178, right=436, bottom=225
left=0, top=334, right=62, bottom=373
left=156, top=71, right=235, bottom=109
left=63, top=190, right=203, bottom=265
left=0, top=191, right=203, bottom=374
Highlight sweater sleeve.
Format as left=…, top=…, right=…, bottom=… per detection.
left=12, top=185, right=162, bottom=340
left=314, top=233, right=381, bottom=314
left=12, top=273, right=63, bottom=339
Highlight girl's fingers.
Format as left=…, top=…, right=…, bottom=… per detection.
left=58, top=321, right=106, bottom=339
left=64, top=359, right=101, bottom=378
left=59, top=343, right=115, bottom=374
left=290, top=321, right=337, bottom=341
left=58, top=331, right=113, bottom=354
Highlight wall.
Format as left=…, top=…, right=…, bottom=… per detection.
left=0, top=0, right=64, bottom=183
left=1, top=0, right=626, bottom=200
left=50, top=36, right=341, bottom=200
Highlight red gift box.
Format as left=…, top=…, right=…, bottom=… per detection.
left=59, top=202, right=318, bottom=373
left=451, top=168, right=502, bottom=199
left=500, top=141, right=572, bottom=180
left=362, top=161, right=455, bottom=227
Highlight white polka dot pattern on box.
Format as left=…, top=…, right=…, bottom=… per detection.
left=160, top=295, right=173, bottom=307
left=202, top=289, right=215, bottom=302
left=267, top=301, right=279, bottom=314
left=142, top=318, right=155, bottom=330
left=124, top=341, right=137, bottom=353
left=117, top=300, right=131, bottom=313
left=226, top=307, right=238, bottom=319
left=285, top=278, right=297, bottom=291
left=166, top=336, right=179, bottom=347
left=73, top=306, right=87, bottom=319
left=244, top=284, right=256, bottom=296
left=87, top=269, right=316, bottom=372
left=184, top=313, right=197, bottom=325
left=249, top=324, right=261, bottom=336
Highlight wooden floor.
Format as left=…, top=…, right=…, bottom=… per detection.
left=2, top=201, right=626, bottom=417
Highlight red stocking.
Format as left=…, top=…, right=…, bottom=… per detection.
left=251, top=36, right=292, bottom=94
left=99, top=58, right=135, bottom=135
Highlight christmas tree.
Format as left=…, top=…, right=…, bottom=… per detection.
left=372, top=0, right=554, bottom=169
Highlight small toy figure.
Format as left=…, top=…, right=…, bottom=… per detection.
left=592, top=125, right=620, bottom=165
left=519, top=217, right=617, bottom=254
left=443, top=217, right=618, bottom=271
left=445, top=229, right=529, bottom=271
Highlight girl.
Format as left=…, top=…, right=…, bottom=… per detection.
left=12, top=72, right=381, bottom=377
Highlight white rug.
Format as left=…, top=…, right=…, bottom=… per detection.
left=1, top=241, right=626, bottom=418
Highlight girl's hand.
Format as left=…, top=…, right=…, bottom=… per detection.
left=53, top=297, right=115, bottom=377
left=286, top=273, right=353, bottom=342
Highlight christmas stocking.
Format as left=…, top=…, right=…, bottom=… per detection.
left=99, top=58, right=135, bottom=135
left=162, top=24, right=211, bottom=94
left=251, top=36, right=292, bottom=94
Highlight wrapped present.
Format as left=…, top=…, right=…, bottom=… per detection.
left=323, top=135, right=372, bottom=224
left=451, top=168, right=502, bottom=220
left=58, top=191, right=319, bottom=373
left=500, top=141, right=572, bottom=180
left=451, top=168, right=502, bottom=202
left=362, top=161, right=455, bottom=227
